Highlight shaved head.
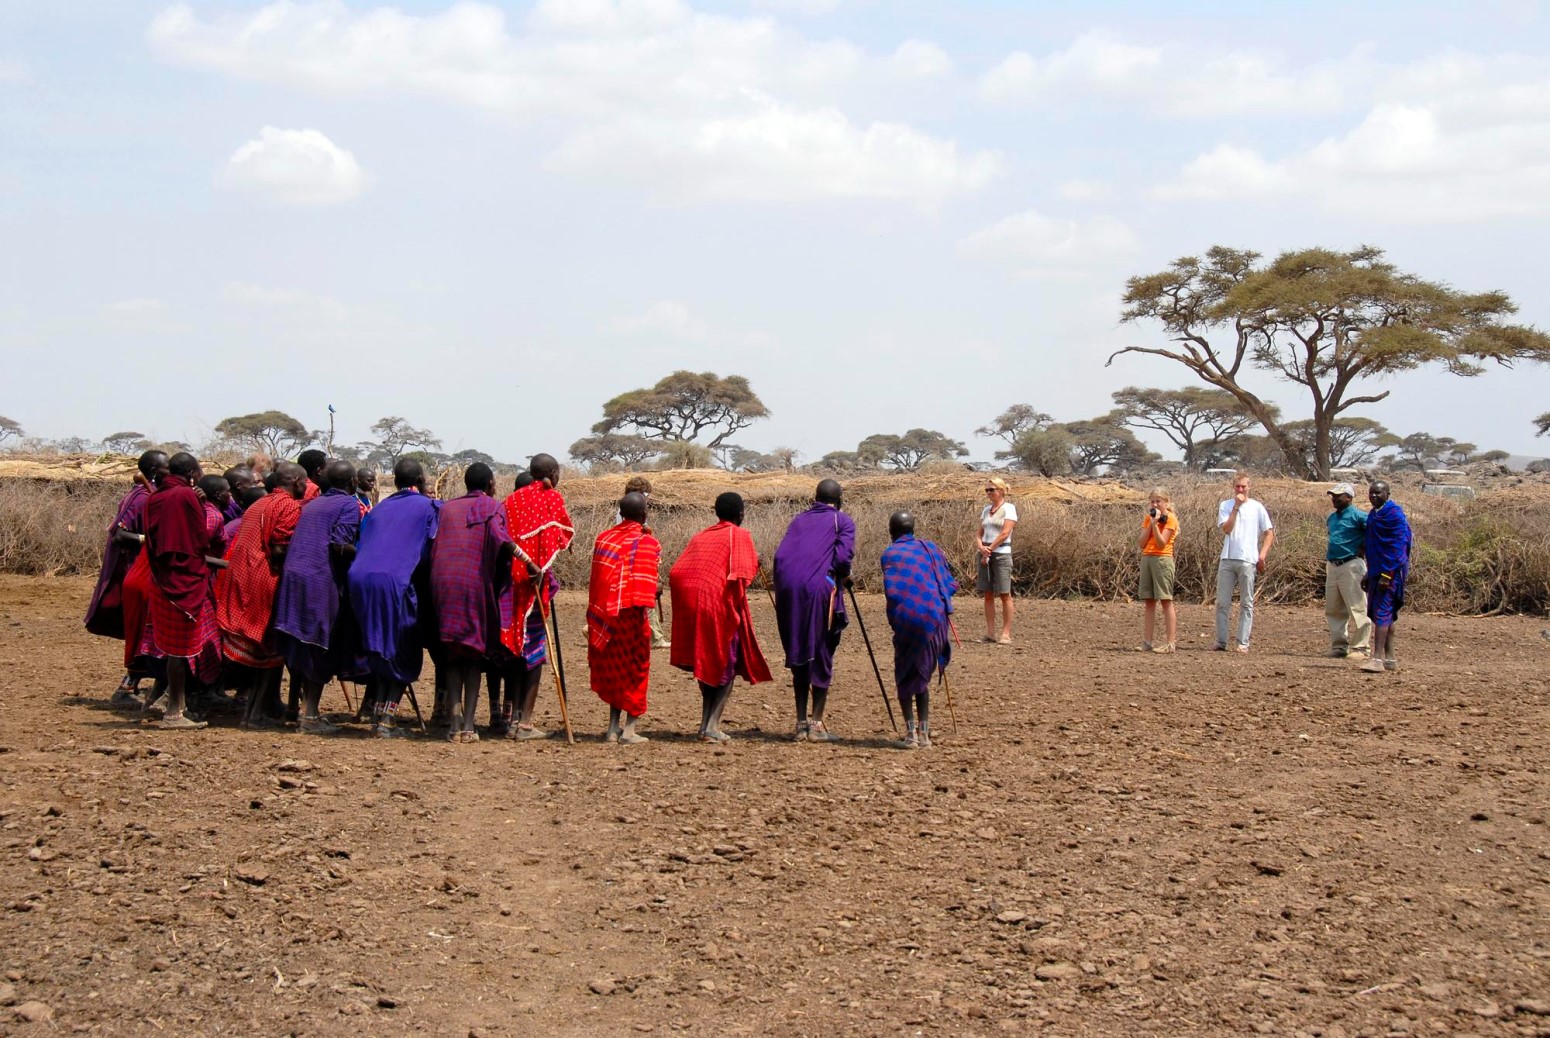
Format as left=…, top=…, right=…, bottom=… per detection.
left=816, top=479, right=842, bottom=506
left=274, top=461, right=307, bottom=498
left=168, top=451, right=200, bottom=479
left=889, top=511, right=915, bottom=540
left=464, top=462, right=495, bottom=494
left=530, top=453, right=560, bottom=486
left=325, top=459, right=356, bottom=491
left=714, top=491, right=744, bottom=525
left=223, top=465, right=256, bottom=491
left=138, top=450, right=169, bottom=480
left=619, top=491, right=648, bottom=524
left=393, top=457, right=424, bottom=490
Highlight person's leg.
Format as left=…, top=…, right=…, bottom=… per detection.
left=1384, top=624, right=1398, bottom=669
left=982, top=590, right=996, bottom=641
left=606, top=706, right=623, bottom=742
left=998, top=592, right=1015, bottom=642
left=512, top=663, right=545, bottom=737
left=620, top=710, right=648, bottom=744
left=1143, top=599, right=1156, bottom=649
left=916, top=692, right=932, bottom=748
left=707, top=680, right=733, bottom=739
left=486, top=667, right=504, bottom=734
left=1325, top=562, right=1348, bottom=654
left=897, top=689, right=916, bottom=748
left=1162, top=600, right=1177, bottom=649
left=299, top=678, right=339, bottom=734
left=373, top=680, right=406, bottom=737
left=284, top=668, right=301, bottom=724
left=458, top=662, right=482, bottom=741
left=791, top=663, right=811, bottom=739
left=698, top=680, right=718, bottom=737
left=1214, top=560, right=1233, bottom=649
left=1344, top=561, right=1373, bottom=656
left=1236, top=562, right=1256, bottom=649
left=156, top=657, right=205, bottom=729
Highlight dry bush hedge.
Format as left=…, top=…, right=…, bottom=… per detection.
left=4, top=475, right=1547, bottom=616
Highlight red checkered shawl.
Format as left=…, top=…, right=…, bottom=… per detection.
left=500, top=483, right=574, bottom=655
left=215, top=490, right=302, bottom=644
left=668, top=521, right=772, bottom=686
left=586, top=520, right=661, bottom=650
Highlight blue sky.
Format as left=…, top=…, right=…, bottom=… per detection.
left=2, top=0, right=1547, bottom=464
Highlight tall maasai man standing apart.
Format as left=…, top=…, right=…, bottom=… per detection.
left=216, top=462, right=307, bottom=729
left=86, top=449, right=167, bottom=706
left=430, top=463, right=515, bottom=743
left=297, top=448, right=328, bottom=503
left=500, top=454, right=574, bottom=740
left=587, top=492, right=661, bottom=744
left=880, top=511, right=958, bottom=750
left=349, top=458, right=440, bottom=737
left=669, top=492, right=772, bottom=743
left=1361, top=481, right=1413, bottom=675
left=773, top=478, right=855, bottom=742
left=273, top=460, right=362, bottom=734
left=143, top=452, right=222, bottom=730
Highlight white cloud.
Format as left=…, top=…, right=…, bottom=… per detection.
left=1057, top=179, right=1110, bottom=202
left=890, top=39, right=952, bottom=79
left=976, top=31, right=1364, bottom=117
left=219, top=126, right=364, bottom=205
left=548, top=94, right=1001, bottom=203
left=150, top=1, right=993, bottom=205
left=107, top=298, right=166, bottom=314
left=1154, top=57, right=1550, bottom=221
left=613, top=300, right=709, bottom=340
left=222, top=281, right=350, bottom=319
left=957, top=210, right=1140, bottom=277
left=749, top=0, right=842, bottom=13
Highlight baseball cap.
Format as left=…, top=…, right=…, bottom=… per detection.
left=1327, top=482, right=1355, bottom=497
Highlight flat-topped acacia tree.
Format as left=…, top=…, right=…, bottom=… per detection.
left=1111, top=245, right=1550, bottom=479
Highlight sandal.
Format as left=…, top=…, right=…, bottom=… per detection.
left=154, top=713, right=207, bottom=730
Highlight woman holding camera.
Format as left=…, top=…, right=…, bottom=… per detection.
left=1139, top=488, right=1179, bottom=653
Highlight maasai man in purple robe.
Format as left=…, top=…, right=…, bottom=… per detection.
left=773, top=478, right=855, bottom=742
left=1360, top=481, right=1414, bottom=675
left=85, top=449, right=168, bottom=705
left=880, top=511, right=958, bottom=750
left=274, top=461, right=363, bottom=734
left=347, top=458, right=440, bottom=737
left=429, top=463, right=516, bottom=743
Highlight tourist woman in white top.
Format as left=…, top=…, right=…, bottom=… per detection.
left=977, top=477, right=1017, bottom=643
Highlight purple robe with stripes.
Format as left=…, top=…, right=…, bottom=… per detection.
left=273, top=489, right=362, bottom=682
left=773, top=502, right=855, bottom=686
left=429, top=491, right=513, bottom=659
left=347, top=489, right=440, bottom=682
left=85, top=482, right=152, bottom=639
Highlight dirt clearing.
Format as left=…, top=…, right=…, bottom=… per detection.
left=1, top=574, right=1547, bottom=1036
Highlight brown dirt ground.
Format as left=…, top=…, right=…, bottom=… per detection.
left=1, top=575, right=1548, bottom=1037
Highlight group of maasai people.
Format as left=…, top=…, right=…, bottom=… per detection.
left=84, top=453, right=959, bottom=748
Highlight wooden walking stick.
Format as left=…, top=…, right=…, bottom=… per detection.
left=846, top=585, right=898, bottom=733
left=757, top=566, right=777, bottom=612
left=939, top=668, right=959, bottom=734
left=533, top=576, right=574, bottom=744
left=402, top=683, right=429, bottom=734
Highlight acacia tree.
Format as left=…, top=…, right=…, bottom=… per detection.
left=592, top=371, right=769, bottom=449
left=215, top=410, right=314, bottom=458
left=364, top=416, right=441, bottom=466
left=102, top=431, right=150, bottom=454
left=1387, top=432, right=1476, bottom=472
left=568, top=433, right=665, bottom=470
left=1009, top=426, right=1075, bottom=477
left=1111, top=386, right=1262, bottom=469
left=1112, top=245, right=1550, bottom=479
left=974, top=404, right=1052, bottom=459
left=857, top=429, right=969, bottom=471
left=0, top=416, right=24, bottom=448
left=1281, top=417, right=1397, bottom=470
left=1536, top=412, right=1550, bottom=437
left=1063, top=414, right=1158, bottom=475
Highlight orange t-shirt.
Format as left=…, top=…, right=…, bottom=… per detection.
left=1141, top=513, right=1178, bottom=557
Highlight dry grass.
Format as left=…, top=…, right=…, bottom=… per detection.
left=4, top=468, right=1547, bottom=615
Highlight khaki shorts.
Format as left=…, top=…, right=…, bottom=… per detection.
left=976, top=552, right=1012, bottom=595
left=1139, top=555, right=1175, bottom=601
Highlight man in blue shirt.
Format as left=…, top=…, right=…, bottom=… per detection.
left=1324, top=482, right=1372, bottom=659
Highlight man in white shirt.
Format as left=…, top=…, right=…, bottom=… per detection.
left=1215, top=472, right=1275, bottom=653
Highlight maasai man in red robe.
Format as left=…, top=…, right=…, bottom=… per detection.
left=430, top=463, right=515, bottom=743
left=669, top=491, right=772, bottom=743
left=499, top=454, right=574, bottom=739
left=142, top=453, right=222, bottom=730
left=587, top=492, right=661, bottom=744
left=215, top=462, right=307, bottom=729
left=87, top=449, right=168, bottom=707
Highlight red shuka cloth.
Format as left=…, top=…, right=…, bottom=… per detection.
left=500, top=483, right=574, bottom=656
left=144, top=476, right=210, bottom=616
left=668, top=521, right=772, bottom=687
left=587, top=520, right=662, bottom=716
left=215, top=491, right=302, bottom=648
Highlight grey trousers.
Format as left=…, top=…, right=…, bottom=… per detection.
left=1215, top=559, right=1256, bottom=648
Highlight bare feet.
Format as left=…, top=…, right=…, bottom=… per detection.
left=619, top=731, right=649, bottom=745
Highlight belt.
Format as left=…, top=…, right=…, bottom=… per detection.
left=1328, top=556, right=1358, bottom=566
